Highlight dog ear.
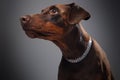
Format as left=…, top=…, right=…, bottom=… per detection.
left=67, top=3, right=90, bottom=24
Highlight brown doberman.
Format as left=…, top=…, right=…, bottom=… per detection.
left=20, top=3, right=114, bottom=80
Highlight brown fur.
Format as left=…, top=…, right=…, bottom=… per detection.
left=20, top=3, right=114, bottom=80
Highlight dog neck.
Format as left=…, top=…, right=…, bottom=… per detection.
left=53, top=24, right=91, bottom=62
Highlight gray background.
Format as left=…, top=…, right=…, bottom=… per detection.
left=1, top=0, right=120, bottom=80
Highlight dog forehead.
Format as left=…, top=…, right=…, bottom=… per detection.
left=55, top=4, right=70, bottom=13
left=41, top=4, right=70, bottom=14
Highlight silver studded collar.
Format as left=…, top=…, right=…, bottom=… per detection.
left=66, top=37, right=92, bottom=63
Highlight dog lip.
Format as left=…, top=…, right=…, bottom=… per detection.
left=25, top=30, right=37, bottom=38
left=24, top=29, right=55, bottom=37
left=23, top=28, right=31, bottom=31
left=35, top=31, right=55, bottom=36
left=21, top=25, right=33, bottom=31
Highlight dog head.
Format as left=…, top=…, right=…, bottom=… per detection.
left=20, top=3, right=90, bottom=40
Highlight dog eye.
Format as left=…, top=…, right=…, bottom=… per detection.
left=49, top=8, right=58, bottom=15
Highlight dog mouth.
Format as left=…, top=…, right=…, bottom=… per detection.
left=24, top=29, right=55, bottom=38
left=21, top=23, right=55, bottom=38
left=35, top=31, right=55, bottom=36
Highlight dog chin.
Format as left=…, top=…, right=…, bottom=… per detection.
left=25, top=31, right=38, bottom=38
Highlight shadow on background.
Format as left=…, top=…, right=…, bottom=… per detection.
left=1, top=0, right=120, bottom=80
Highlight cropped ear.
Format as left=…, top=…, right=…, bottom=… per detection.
left=67, top=3, right=90, bottom=24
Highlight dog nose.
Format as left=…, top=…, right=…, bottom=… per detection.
left=20, top=15, right=31, bottom=24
